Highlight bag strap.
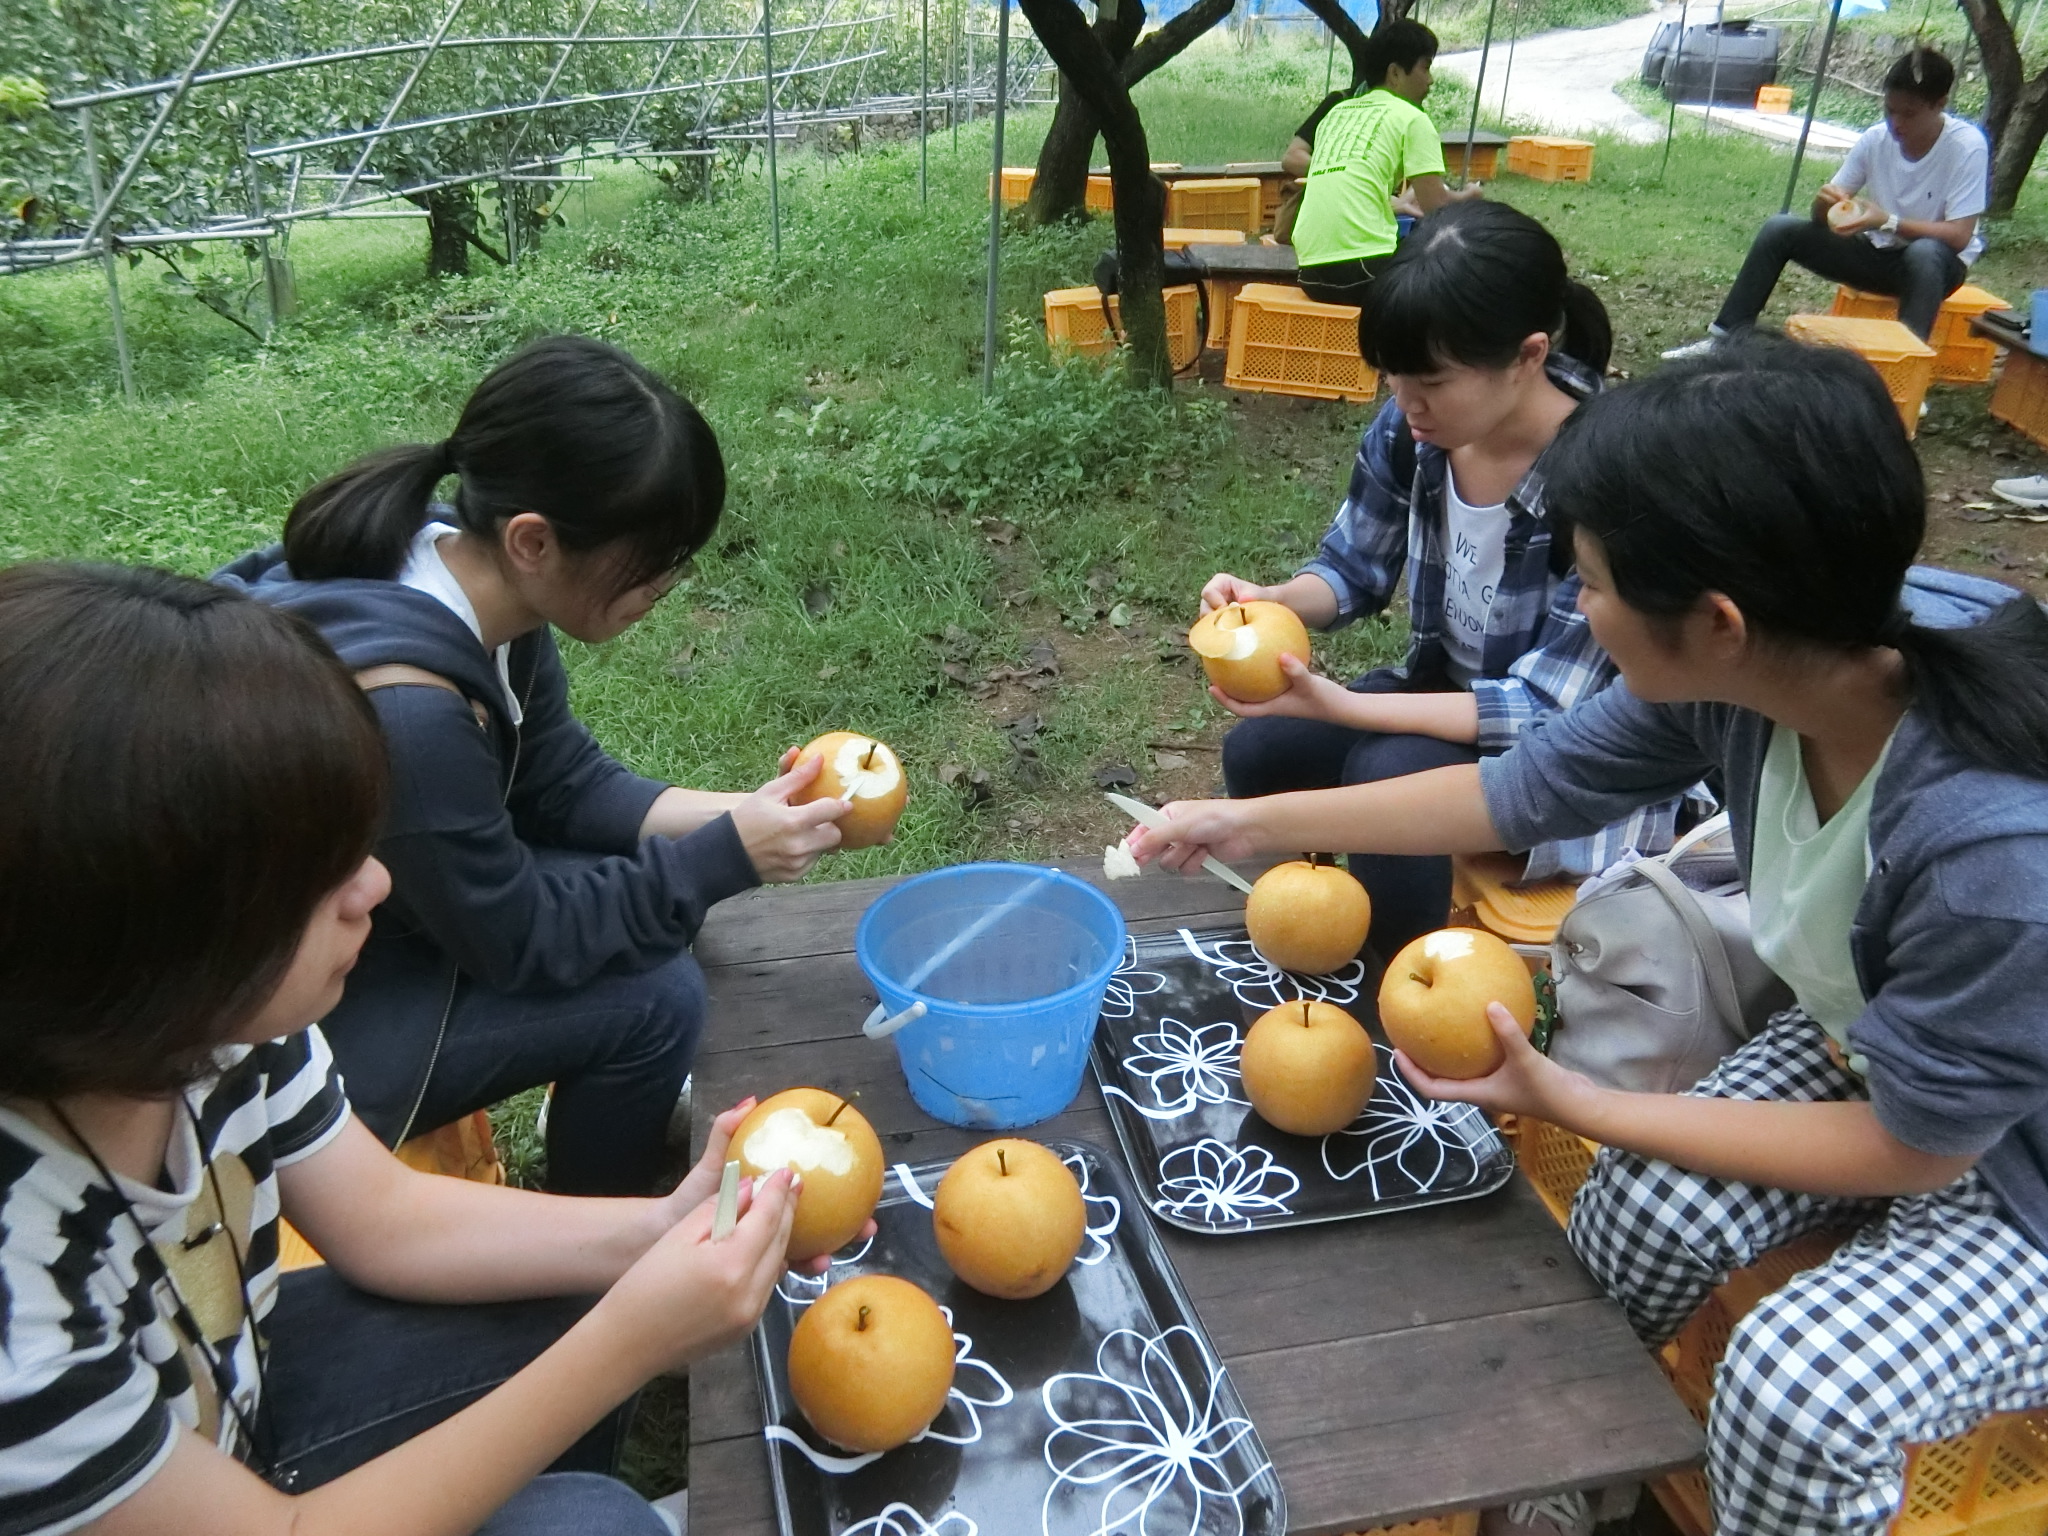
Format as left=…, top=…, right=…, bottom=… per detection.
left=355, top=663, right=489, bottom=731
left=1626, top=854, right=1748, bottom=1038
left=1656, top=808, right=1733, bottom=869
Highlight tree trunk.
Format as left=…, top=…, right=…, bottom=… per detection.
left=1026, top=0, right=1233, bottom=226
left=1295, top=0, right=1375, bottom=86
left=1017, top=0, right=1174, bottom=386
left=1954, top=0, right=2046, bottom=212
left=422, top=187, right=474, bottom=277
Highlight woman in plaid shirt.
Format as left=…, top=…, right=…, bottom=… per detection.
left=1203, top=202, right=1699, bottom=959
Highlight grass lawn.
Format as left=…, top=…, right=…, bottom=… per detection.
left=4, top=26, right=2047, bottom=1494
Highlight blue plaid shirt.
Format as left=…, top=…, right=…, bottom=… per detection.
left=1299, top=354, right=1708, bottom=879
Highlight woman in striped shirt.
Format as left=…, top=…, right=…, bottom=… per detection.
left=0, top=563, right=826, bottom=1536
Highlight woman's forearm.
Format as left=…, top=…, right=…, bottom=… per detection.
left=1562, top=1086, right=1977, bottom=1198
left=1236, top=763, right=1504, bottom=855
left=640, top=784, right=746, bottom=840
left=1326, top=689, right=1480, bottom=744
left=1270, top=572, right=1341, bottom=629
left=282, top=1121, right=668, bottom=1303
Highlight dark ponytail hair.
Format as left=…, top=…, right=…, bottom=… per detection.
left=1547, top=329, right=2048, bottom=780
left=285, top=334, right=726, bottom=594
left=1356, top=200, right=1612, bottom=375
left=1359, top=19, right=1438, bottom=87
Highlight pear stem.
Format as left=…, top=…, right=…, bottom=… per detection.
left=861, top=742, right=877, bottom=770
left=1301, top=1001, right=1312, bottom=1027
left=825, top=1099, right=849, bottom=1127
left=857, top=1304, right=870, bottom=1332
left=997, top=1148, right=1008, bottom=1176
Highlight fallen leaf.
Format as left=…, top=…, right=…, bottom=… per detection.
left=1024, top=640, right=1059, bottom=674
left=817, top=664, right=840, bottom=680
left=1963, top=501, right=1999, bottom=511
left=1153, top=750, right=1191, bottom=771
left=936, top=762, right=966, bottom=786
left=1093, top=763, right=1139, bottom=789
left=1108, top=602, right=1133, bottom=628
left=1004, top=712, right=1043, bottom=743
left=1959, top=507, right=2004, bottom=522
left=803, top=582, right=834, bottom=616
left=1085, top=567, right=1118, bottom=593
left=940, top=660, right=974, bottom=686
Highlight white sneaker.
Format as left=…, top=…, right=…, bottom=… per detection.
left=1994, top=474, right=2048, bottom=509
left=651, top=1489, right=687, bottom=1536
left=1660, top=331, right=1724, bottom=360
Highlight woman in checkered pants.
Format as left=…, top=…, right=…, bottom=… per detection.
left=1132, top=330, right=2048, bottom=1534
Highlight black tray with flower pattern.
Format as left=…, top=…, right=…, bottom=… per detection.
left=1089, top=925, right=1517, bottom=1235
left=749, top=1138, right=1287, bottom=1536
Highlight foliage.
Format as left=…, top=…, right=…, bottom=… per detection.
left=861, top=340, right=1228, bottom=512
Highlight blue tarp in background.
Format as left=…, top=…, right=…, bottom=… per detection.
left=1147, top=0, right=1380, bottom=25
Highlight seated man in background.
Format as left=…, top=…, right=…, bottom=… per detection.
left=1664, top=46, right=1985, bottom=355
left=1289, top=19, right=1480, bottom=304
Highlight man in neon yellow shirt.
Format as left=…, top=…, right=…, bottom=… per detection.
left=1293, top=20, right=1483, bottom=306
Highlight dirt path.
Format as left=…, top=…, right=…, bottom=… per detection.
left=1435, top=6, right=1671, bottom=142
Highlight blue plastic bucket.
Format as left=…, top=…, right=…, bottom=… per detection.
left=855, top=863, right=1126, bottom=1129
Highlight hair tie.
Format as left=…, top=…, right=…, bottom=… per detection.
left=1878, top=608, right=1914, bottom=647
left=434, top=439, right=458, bottom=478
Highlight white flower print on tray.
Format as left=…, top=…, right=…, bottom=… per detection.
left=1040, top=1325, right=1275, bottom=1536
left=840, top=1506, right=978, bottom=1536
left=1091, top=927, right=1516, bottom=1234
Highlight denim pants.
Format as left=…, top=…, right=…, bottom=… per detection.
left=1221, top=667, right=1479, bottom=961
left=331, top=938, right=704, bottom=1198
left=1297, top=252, right=1398, bottom=307
left=1714, top=214, right=1968, bottom=340
left=261, top=1267, right=667, bottom=1535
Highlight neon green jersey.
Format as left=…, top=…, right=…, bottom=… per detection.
left=1292, top=89, right=1445, bottom=265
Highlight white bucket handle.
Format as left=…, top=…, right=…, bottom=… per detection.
left=862, top=1000, right=927, bottom=1040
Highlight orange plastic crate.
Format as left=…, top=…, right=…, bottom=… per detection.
left=1992, top=348, right=2048, bottom=451
left=1505, top=135, right=1594, bottom=182
left=1162, top=226, right=1246, bottom=249
left=1205, top=276, right=1248, bottom=350
left=1044, top=283, right=1202, bottom=371
left=1166, top=176, right=1264, bottom=233
left=1830, top=284, right=2012, bottom=383
left=1224, top=283, right=1377, bottom=402
left=1443, top=140, right=1501, bottom=179
left=1341, top=1514, right=1479, bottom=1536
left=1225, top=162, right=1289, bottom=227
left=1086, top=174, right=1114, bottom=213
left=1755, top=83, right=1794, bottom=112
left=1451, top=850, right=1576, bottom=945
left=1787, top=314, right=1936, bottom=435
left=1515, top=1116, right=1600, bottom=1228
left=995, top=166, right=1035, bottom=207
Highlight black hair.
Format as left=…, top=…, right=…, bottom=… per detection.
left=1362, top=20, right=1438, bottom=87
left=0, top=564, right=389, bottom=1098
left=1884, top=46, right=1954, bottom=103
left=285, top=334, right=726, bottom=596
left=1547, top=330, right=2048, bottom=780
left=1357, top=199, right=1613, bottom=375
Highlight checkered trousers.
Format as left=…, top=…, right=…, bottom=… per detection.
left=1565, top=1015, right=2048, bottom=1536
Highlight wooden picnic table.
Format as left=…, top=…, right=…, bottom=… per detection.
left=686, top=862, right=1704, bottom=1534
left=1178, top=241, right=1300, bottom=285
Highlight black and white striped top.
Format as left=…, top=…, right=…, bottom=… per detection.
left=0, top=1028, right=348, bottom=1536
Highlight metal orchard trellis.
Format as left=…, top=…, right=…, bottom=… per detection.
left=4, top=0, right=1049, bottom=395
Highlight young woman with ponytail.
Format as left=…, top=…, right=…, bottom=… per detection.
left=217, top=335, right=848, bottom=1197
left=1139, top=331, right=2048, bottom=1534
left=1202, top=200, right=1698, bottom=961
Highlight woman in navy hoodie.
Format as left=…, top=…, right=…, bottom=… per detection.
left=218, top=336, right=847, bottom=1196
left=1132, top=333, right=2048, bottom=1534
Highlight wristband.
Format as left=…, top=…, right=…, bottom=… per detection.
left=1881, top=212, right=1900, bottom=236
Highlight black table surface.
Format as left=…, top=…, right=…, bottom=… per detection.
left=685, top=860, right=1705, bottom=1535
left=1176, top=242, right=1301, bottom=280
left=1971, top=309, right=2044, bottom=361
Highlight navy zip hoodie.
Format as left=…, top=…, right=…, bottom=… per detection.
left=215, top=545, right=761, bottom=1008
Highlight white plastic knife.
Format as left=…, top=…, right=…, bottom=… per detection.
left=1104, top=792, right=1255, bottom=895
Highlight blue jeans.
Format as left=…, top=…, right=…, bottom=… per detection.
left=1714, top=214, right=1968, bottom=341
left=1221, top=667, right=1479, bottom=962
left=333, top=939, right=704, bottom=1197
left=261, top=1267, right=667, bottom=1534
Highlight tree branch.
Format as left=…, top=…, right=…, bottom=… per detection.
left=1123, top=0, right=1235, bottom=85
left=1291, top=0, right=1373, bottom=85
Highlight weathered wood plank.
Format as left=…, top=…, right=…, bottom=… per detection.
left=694, top=861, right=1265, bottom=969
left=687, top=1433, right=781, bottom=1536
left=1230, top=1300, right=1705, bottom=1534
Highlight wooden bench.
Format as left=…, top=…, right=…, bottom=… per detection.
left=683, top=862, right=1703, bottom=1532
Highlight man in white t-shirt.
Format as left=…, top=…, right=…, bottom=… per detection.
left=1665, top=47, right=1986, bottom=351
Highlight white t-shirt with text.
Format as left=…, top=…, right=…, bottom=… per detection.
left=1440, top=470, right=1509, bottom=689
left=1834, top=114, right=1989, bottom=264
